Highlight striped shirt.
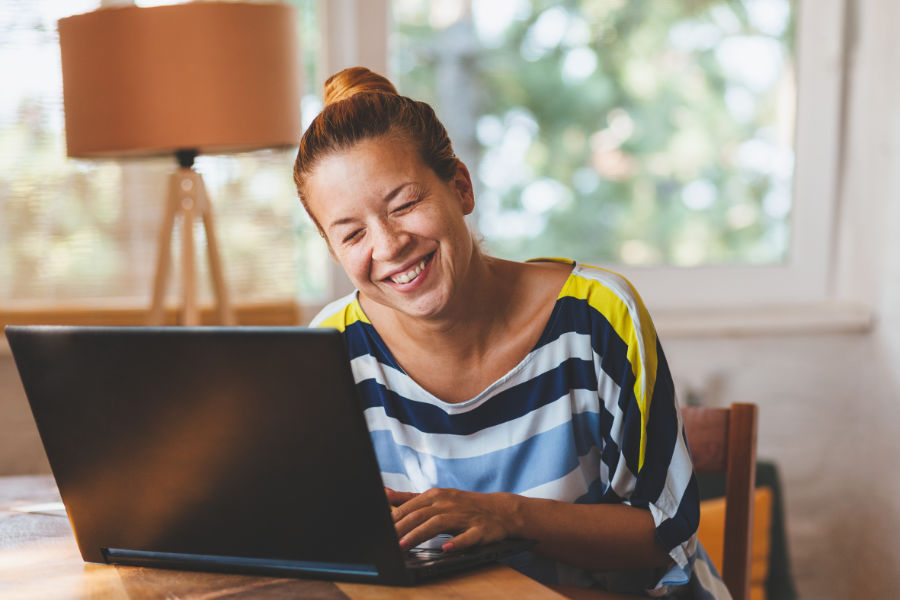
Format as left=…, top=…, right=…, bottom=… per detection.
left=311, top=260, right=730, bottom=599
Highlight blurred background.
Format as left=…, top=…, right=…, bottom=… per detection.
left=2, top=1, right=899, bottom=598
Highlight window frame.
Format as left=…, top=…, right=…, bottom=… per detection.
left=615, top=0, right=847, bottom=311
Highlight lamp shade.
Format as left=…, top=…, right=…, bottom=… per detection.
left=58, top=2, right=302, bottom=158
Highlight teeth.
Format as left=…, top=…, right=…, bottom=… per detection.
left=390, top=258, right=427, bottom=284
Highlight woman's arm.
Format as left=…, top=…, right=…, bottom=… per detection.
left=387, top=487, right=672, bottom=572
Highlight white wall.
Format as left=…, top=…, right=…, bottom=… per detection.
left=663, top=2, right=900, bottom=597
left=1, top=1, right=898, bottom=598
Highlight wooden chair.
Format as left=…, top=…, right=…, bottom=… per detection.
left=682, top=403, right=758, bottom=600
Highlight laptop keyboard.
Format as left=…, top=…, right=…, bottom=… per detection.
left=406, top=548, right=445, bottom=561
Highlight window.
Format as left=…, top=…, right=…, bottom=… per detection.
left=0, top=0, right=329, bottom=323
left=385, top=0, right=846, bottom=310
left=2, top=0, right=852, bottom=330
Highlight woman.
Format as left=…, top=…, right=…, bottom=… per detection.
left=294, top=67, right=728, bottom=599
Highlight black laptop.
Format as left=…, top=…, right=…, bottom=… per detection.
left=5, top=325, right=533, bottom=585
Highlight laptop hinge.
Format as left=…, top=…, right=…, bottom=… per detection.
left=103, top=547, right=379, bottom=577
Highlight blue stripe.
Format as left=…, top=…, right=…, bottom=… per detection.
left=358, top=356, right=599, bottom=434
left=343, top=321, right=402, bottom=369
left=574, top=472, right=608, bottom=504
left=691, top=544, right=723, bottom=600
left=570, top=410, right=606, bottom=456
left=632, top=339, right=678, bottom=504
left=370, top=412, right=608, bottom=494
left=536, top=297, right=632, bottom=389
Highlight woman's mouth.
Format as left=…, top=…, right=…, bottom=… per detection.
left=387, top=254, right=432, bottom=285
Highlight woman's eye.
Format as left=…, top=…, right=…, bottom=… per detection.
left=394, top=199, right=418, bottom=213
left=342, top=229, right=363, bottom=244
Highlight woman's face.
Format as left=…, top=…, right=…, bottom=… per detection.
left=304, top=135, right=476, bottom=320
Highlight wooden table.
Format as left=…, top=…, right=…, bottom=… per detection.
left=0, top=475, right=568, bottom=599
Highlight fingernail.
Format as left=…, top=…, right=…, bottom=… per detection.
left=442, top=542, right=454, bottom=552
left=398, top=538, right=408, bottom=549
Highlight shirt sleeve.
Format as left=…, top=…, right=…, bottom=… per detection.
left=625, top=335, right=700, bottom=570
left=585, top=273, right=700, bottom=571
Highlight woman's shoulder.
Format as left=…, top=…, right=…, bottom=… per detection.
left=308, top=291, right=367, bottom=330
left=525, top=258, right=646, bottom=313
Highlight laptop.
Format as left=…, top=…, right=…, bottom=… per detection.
left=5, top=325, right=534, bottom=585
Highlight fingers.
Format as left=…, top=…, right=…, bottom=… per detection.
left=384, top=487, right=418, bottom=507
left=441, top=527, right=490, bottom=552
left=391, top=488, right=511, bottom=552
left=391, top=487, right=443, bottom=522
left=397, top=513, right=457, bottom=550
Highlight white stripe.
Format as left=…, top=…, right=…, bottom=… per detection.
left=351, top=330, right=604, bottom=411
left=593, top=351, right=627, bottom=449
left=654, top=399, right=694, bottom=516
left=379, top=471, right=419, bottom=493
left=692, top=553, right=731, bottom=599
left=610, top=457, right=638, bottom=500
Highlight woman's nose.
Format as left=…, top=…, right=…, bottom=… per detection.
left=370, top=220, right=410, bottom=262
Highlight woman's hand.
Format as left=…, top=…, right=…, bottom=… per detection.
left=384, top=487, right=671, bottom=571
left=385, top=487, right=521, bottom=552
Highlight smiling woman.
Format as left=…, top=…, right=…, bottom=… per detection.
left=295, top=67, right=730, bottom=599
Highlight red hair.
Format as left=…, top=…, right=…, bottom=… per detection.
left=293, top=67, right=458, bottom=225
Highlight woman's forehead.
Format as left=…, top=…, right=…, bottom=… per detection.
left=311, top=137, right=429, bottom=189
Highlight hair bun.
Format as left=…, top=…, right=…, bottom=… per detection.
left=323, top=67, right=399, bottom=106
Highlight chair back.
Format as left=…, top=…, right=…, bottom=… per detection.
left=682, top=402, right=758, bottom=600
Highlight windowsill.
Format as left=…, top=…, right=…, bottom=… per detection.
left=653, top=302, right=875, bottom=338
left=1, top=299, right=875, bottom=359
left=0, top=299, right=303, bottom=356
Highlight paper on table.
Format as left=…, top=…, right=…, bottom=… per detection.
left=10, top=502, right=67, bottom=518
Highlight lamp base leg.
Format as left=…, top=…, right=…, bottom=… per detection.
left=148, top=168, right=236, bottom=326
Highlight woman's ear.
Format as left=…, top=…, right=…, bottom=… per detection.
left=452, top=160, right=475, bottom=215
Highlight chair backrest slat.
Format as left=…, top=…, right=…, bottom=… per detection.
left=683, top=408, right=729, bottom=474
left=682, top=402, right=758, bottom=600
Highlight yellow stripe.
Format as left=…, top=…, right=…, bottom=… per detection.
left=316, top=298, right=370, bottom=332
left=560, top=266, right=659, bottom=471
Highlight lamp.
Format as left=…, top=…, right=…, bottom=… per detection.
left=58, top=2, right=301, bottom=325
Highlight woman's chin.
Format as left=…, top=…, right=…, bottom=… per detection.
left=374, top=287, right=452, bottom=321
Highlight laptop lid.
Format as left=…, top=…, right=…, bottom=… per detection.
left=6, top=326, right=417, bottom=583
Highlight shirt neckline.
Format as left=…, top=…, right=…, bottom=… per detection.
left=352, top=259, right=580, bottom=408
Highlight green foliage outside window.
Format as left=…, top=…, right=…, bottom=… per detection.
left=392, top=0, right=796, bottom=267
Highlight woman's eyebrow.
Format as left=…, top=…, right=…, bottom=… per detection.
left=327, top=214, right=358, bottom=231
left=383, top=182, right=414, bottom=203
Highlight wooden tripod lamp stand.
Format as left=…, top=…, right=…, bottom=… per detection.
left=58, top=2, right=302, bottom=325
left=149, top=150, right=233, bottom=326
